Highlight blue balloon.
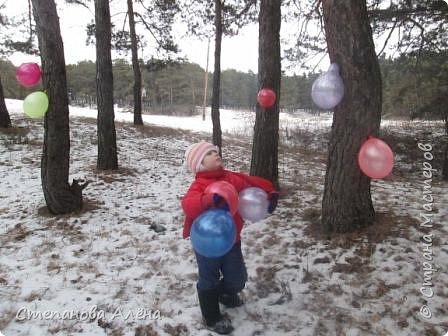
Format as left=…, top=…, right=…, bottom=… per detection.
left=190, top=209, right=236, bottom=258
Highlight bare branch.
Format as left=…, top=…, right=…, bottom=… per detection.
left=134, top=12, right=163, bottom=47
left=28, top=0, right=32, bottom=42
left=368, top=6, right=448, bottom=21
left=233, top=0, right=256, bottom=20
left=121, top=12, right=128, bottom=32
left=377, top=18, right=399, bottom=57
left=65, top=0, right=90, bottom=11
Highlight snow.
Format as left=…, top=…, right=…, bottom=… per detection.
left=1, top=99, right=447, bottom=336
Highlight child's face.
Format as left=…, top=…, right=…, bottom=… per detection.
left=201, top=150, right=222, bottom=171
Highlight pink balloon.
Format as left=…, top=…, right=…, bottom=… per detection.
left=358, top=137, right=394, bottom=179
left=257, top=88, right=276, bottom=108
left=204, top=181, right=239, bottom=215
left=16, top=63, right=42, bottom=87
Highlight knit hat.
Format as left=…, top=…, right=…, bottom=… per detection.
left=184, top=141, right=219, bottom=174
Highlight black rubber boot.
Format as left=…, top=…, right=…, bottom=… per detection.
left=198, top=288, right=234, bottom=334
left=219, top=293, right=244, bottom=308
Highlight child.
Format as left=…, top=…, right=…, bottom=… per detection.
left=181, top=141, right=279, bottom=334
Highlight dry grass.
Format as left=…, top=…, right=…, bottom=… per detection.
left=47, top=321, right=85, bottom=335
left=302, top=207, right=321, bottom=223
left=135, top=324, right=159, bottom=336
left=381, top=123, right=446, bottom=175
left=303, top=210, right=418, bottom=249
left=163, top=323, right=189, bottom=336
left=24, top=290, right=44, bottom=302
left=332, top=256, right=374, bottom=275
left=89, top=165, right=139, bottom=182
left=261, top=234, right=281, bottom=248
left=254, top=266, right=281, bottom=298
left=36, top=197, right=102, bottom=219
left=0, top=308, right=17, bottom=330
left=0, top=223, right=36, bottom=246
left=128, top=122, right=199, bottom=141
left=0, top=126, right=30, bottom=136
left=47, top=260, right=62, bottom=274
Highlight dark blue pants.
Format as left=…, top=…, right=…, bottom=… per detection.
left=194, top=241, right=248, bottom=295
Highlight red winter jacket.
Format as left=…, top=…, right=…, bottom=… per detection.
left=181, top=168, right=276, bottom=241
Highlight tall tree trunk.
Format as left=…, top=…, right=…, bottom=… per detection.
left=190, top=76, right=196, bottom=106
left=95, top=0, right=118, bottom=170
left=127, top=0, right=143, bottom=125
left=202, top=38, right=210, bottom=121
left=0, top=75, right=12, bottom=128
left=250, top=0, right=281, bottom=188
left=321, top=0, right=382, bottom=233
left=211, top=0, right=223, bottom=156
left=32, top=0, right=87, bottom=214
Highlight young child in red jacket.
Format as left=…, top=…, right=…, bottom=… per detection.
left=181, top=141, right=278, bottom=334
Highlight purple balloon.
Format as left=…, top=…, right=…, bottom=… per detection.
left=311, top=63, right=344, bottom=110
left=16, top=63, right=42, bottom=88
left=238, top=187, right=269, bottom=223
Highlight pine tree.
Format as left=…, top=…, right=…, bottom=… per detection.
left=0, top=74, right=11, bottom=128
left=250, top=0, right=281, bottom=188
left=321, top=0, right=382, bottom=233
left=126, top=0, right=143, bottom=125
left=31, top=0, right=88, bottom=214
left=95, top=0, right=118, bottom=170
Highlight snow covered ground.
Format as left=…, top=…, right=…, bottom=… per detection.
left=1, top=99, right=447, bottom=336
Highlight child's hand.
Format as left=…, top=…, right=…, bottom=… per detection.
left=213, top=194, right=230, bottom=211
left=268, top=192, right=279, bottom=214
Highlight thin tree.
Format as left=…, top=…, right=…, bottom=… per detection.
left=122, top=0, right=179, bottom=125
left=250, top=0, right=281, bottom=188
left=0, top=4, right=23, bottom=128
left=31, top=0, right=88, bottom=214
left=126, top=0, right=143, bottom=125
left=202, top=37, right=210, bottom=121
left=0, top=7, right=12, bottom=127
left=211, top=0, right=223, bottom=154
left=180, top=0, right=257, bottom=155
left=0, top=75, right=11, bottom=128
left=95, top=0, right=118, bottom=170
left=86, top=1, right=178, bottom=125
left=320, top=0, right=382, bottom=233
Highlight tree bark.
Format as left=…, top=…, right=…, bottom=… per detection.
left=0, top=75, right=12, bottom=128
left=211, top=0, right=223, bottom=156
left=32, top=0, right=87, bottom=214
left=127, top=0, right=143, bottom=125
left=321, top=0, right=382, bottom=233
left=95, top=0, right=118, bottom=170
left=250, top=0, right=281, bottom=188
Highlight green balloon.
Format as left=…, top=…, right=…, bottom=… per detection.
left=23, top=91, right=49, bottom=118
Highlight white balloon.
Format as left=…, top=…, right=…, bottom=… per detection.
left=311, top=63, right=345, bottom=110
left=238, top=187, right=269, bottom=223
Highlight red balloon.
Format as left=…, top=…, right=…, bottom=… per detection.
left=204, top=181, right=239, bottom=215
left=16, top=63, right=42, bottom=88
left=257, top=88, right=276, bottom=108
left=358, top=137, right=394, bottom=179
